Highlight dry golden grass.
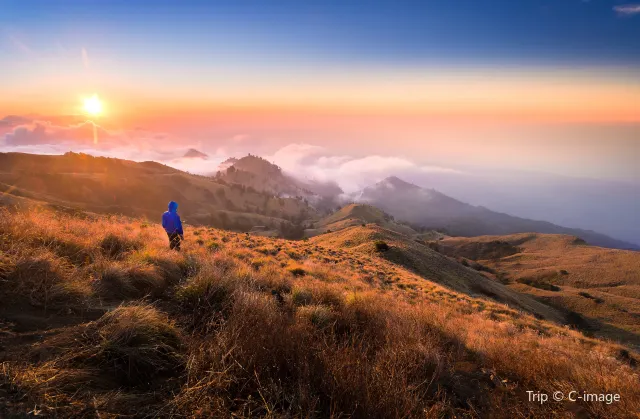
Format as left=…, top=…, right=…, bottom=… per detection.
left=0, top=208, right=639, bottom=418
left=307, top=203, right=417, bottom=237
left=438, top=233, right=640, bottom=348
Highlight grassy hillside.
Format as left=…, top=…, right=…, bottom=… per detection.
left=1, top=207, right=638, bottom=418
left=436, top=233, right=640, bottom=348
left=311, top=225, right=566, bottom=323
left=307, top=204, right=417, bottom=237
left=0, top=152, right=317, bottom=235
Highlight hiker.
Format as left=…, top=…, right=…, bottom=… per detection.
left=162, top=201, right=184, bottom=250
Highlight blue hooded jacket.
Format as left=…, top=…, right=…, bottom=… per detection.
left=162, top=201, right=183, bottom=235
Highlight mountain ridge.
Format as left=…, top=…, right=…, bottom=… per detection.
left=351, top=176, right=639, bottom=250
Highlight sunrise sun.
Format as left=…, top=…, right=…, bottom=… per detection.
left=83, top=95, right=103, bottom=116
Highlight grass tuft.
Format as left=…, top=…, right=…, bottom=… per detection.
left=100, top=234, right=142, bottom=259
left=374, top=240, right=390, bottom=252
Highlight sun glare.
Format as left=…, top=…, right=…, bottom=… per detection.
left=84, top=95, right=103, bottom=116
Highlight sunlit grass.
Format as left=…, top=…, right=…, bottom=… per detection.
left=0, top=207, right=638, bottom=417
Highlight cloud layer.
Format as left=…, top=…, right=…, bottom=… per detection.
left=267, top=143, right=462, bottom=193
left=1, top=116, right=461, bottom=192
left=614, top=4, right=640, bottom=15
left=0, top=115, right=230, bottom=173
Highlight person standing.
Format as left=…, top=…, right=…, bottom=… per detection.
left=162, top=201, right=184, bottom=250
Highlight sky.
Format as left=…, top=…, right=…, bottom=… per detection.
left=0, top=0, right=639, bottom=185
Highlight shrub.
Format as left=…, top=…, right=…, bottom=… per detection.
left=176, top=262, right=243, bottom=328
left=55, top=304, right=183, bottom=386
left=374, top=240, right=389, bottom=252
left=206, top=240, right=221, bottom=252
left=250, top=257, right=267, bottom=271
left=92, top=262, right=165, bottom=300
left=130, top=250, right=185, bottom=285
left=288, top=266, right=306, bottom=277
left=253, top=265, right=292, bottom=294
left=470, top=261, right=495, bottom=273
left=4, top=253, right=88, bottom=307
left=100, top=234, right=142, bottom=259
left=41, top=236, right=93, bottom=266
left=516, top=277, right=560, bottom=291
left=297, top=304, right=335, bottom=328
left=291, top=287, right=313, bottom=306
left=578, top=291, right=604, bottom=304
left=177, top=254, right=201, bottom=278
left=311, top=286, right=345, bottom=309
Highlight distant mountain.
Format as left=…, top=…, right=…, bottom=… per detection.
left=216, top=157, right=238, bottom=172
left=216, top=155, right=343, bottom=212
left=352, top=176, right=639, bottom=250
left=183, top=148, right=208, bottom=159
left=216, top=155, right=306, bottom=196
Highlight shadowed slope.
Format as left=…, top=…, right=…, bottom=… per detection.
left=311, top=225, right=566, bottom=323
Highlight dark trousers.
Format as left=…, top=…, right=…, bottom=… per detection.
left=168, top=232, right=182, bottom=250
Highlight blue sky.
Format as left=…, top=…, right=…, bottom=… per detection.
left=2, top=0, right=640, bottom=68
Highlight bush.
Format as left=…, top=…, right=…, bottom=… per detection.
left=374, top=240, right=389, bottom=252
left=4, top=253, right=88, bottom=307
left=176, top=261, right=244, bottom=328
left=297, top=304, right=335, bottom=328
left=250, top=257, right=267, bottom=271
left=291, top=287, right=313, bottom=306
left=92, top=262, right=165, bottom=300
left=57, top=304, right=183, bottom=386
left=516, top=277, right=560, bottom=292
left=288, top=266, right=306, bottom=277
left=206, top=240, right=221, bottom=252
left=578, top=291, right=604, bottom=304
left=100, top=234, right=142, bottom=259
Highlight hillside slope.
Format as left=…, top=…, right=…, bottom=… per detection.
left=311, top=225, right=565, bottom=323
left=353, top=176, right=639, bottom=250
left=436, top=233, right=640, bottom=348
left=0, top=152, right=317, bottom=234
left=306, top=204, right=417, bottom=237
left=0, top=207, right=638, bottom=418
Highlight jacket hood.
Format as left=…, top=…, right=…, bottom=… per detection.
left=168, top=201, right=178, bottom=212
